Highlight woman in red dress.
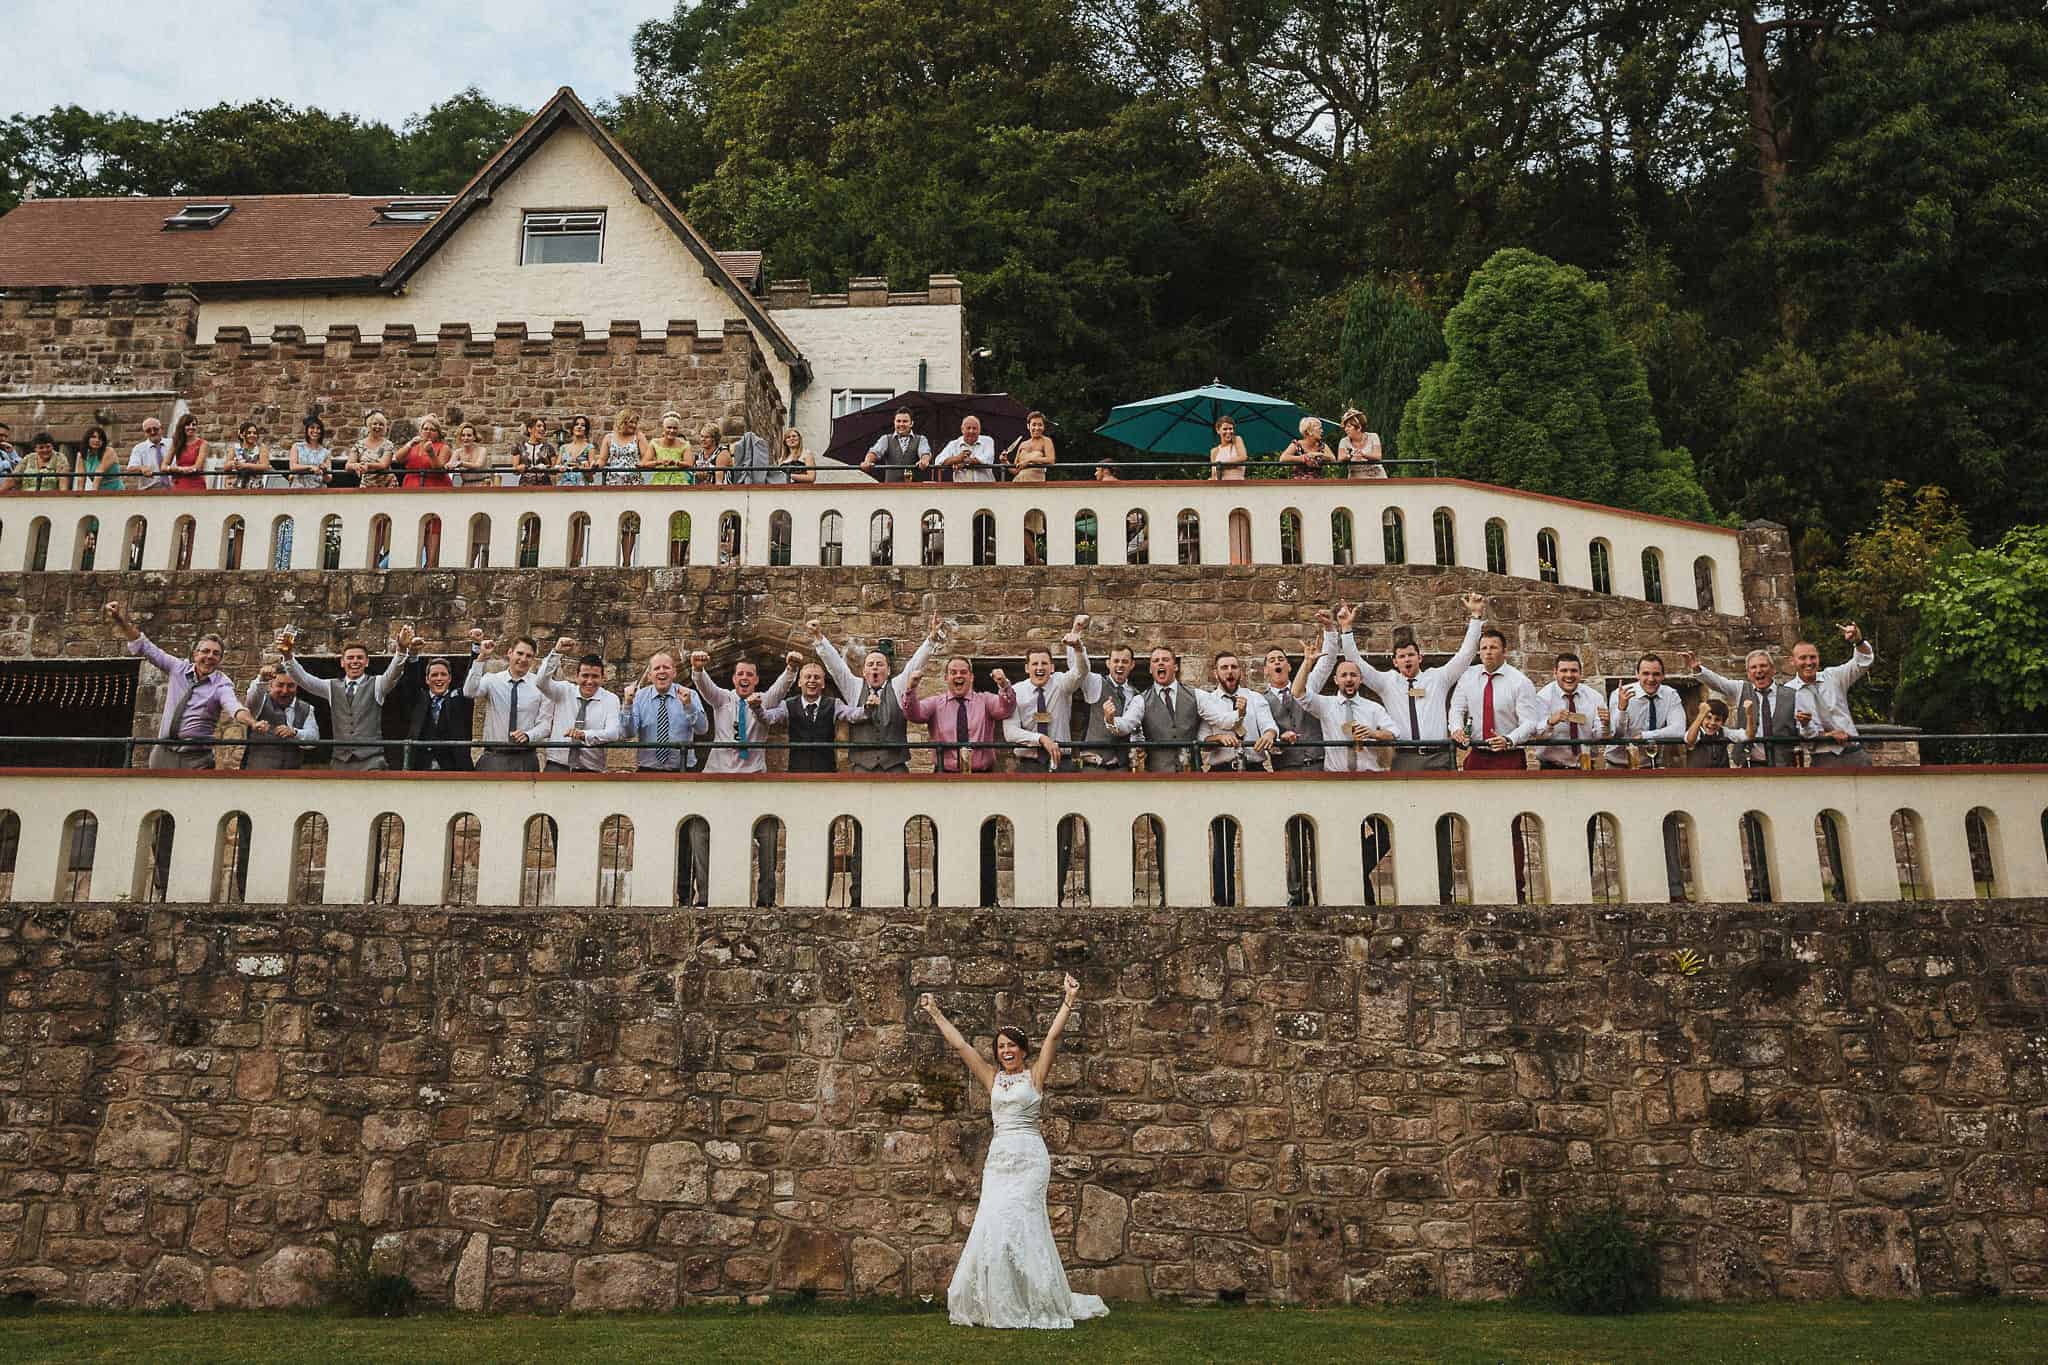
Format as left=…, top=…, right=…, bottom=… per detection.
left=165, top=413, right=208, bottom=491
left=397, top=416, right=454, bottom=488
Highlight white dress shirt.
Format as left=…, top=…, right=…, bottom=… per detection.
left=462, top=662, right=553, bottom=749
left=126, top=437, right=169, bottom=489
left=284, top=649, right=408, bottom=707
left=1003, top=645, right=1089, bottom=755
left=1342, top=618, right=1483, bottom=743
left=1110, top=679, right=1239, bottom=737
left=1298, top=689, right=1397, bottom=772
left=815, top=631, right=936, bottom=707
left=1789, top=642, right=1874, bottom=751
left=534, top=653, right=625, bottom=771
left=1529, top=681, right=1608, bottom=767
left=1447, top=664, right=1545, bottom=747
left=1604, top=684, right=1689, bottom=764
left=1196, top=685, right=1277, bottom=769
left=693, top=666, right=796, bottom=773
left=935, top=435, right=996, bottom=483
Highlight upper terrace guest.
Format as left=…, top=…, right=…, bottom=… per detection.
left=240, top=664, right=319, bottom=770
left=0, top=419, right=16, bottom=491
left=1337, top=408, right=1385, bottom=478
left=77, top=425, right=120, bottom=492
left=557, top=415, right=595, bottom=486
left=165, top=413, right=207, bottom=491
left=601, top=410, right=646, bottom=487
left=646, top=412, right=693, bottom=484
left=1277, top=417, right=1332, bottom=479
left=464, top=633, right=551, bottom=772
left=280, top=624, right=415, bottom=771
left=1008, top=412, right=1056, bottom=483
left=1208, top=415, right=1249, bottom=481
left=105, top=600, right=257, bottom=769
left=1094, top=456, right=1120, bottom=483
left=723, top=424, right=774, bottom=485
left=126, top=416, right=170, bottom=490
left=513, top=417, right=557, bottom=487
left=862, top=408, right=928, bottom=483
left=18, top=433, right=69, bottom=492
left=229, top=421, right=271, bottom=489
left=397, top=417, right=453, bottom=489
left=342, top=412, right=396, bottom=489
left=448, top=422, right=491, bottom=486
left=690, top=422, right=724, bottom=485
left=936, top=415, right=996, bottom=483
left=773, top=427, right=816, bottom=484
left=288, top=417, right=332, bottom=489
left=1791, top=622, right=1874, bottom=768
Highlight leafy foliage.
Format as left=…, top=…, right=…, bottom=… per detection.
left=1523, top=1204, right=1661, bottom=1315
left=324, top=1221, right=420, bottom=1318
left=1903, top=525, right=2048, bottom=732
left=1336, top=280, right=1444, bottom=462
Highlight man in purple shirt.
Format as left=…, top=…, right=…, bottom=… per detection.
left=901, top=657, right=1016, bottom=774
left=108, top=600, right=256, bottom=768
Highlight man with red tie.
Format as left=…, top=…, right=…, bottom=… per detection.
left=1447, top=629, right=1544, bottom=771
left=1530, top=652, right=1610, bottom=770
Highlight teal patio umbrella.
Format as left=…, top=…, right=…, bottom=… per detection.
left=1093, top=381, right=1308, bottom=457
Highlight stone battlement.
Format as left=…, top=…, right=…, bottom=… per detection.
left=765, top=274, right=963, bottom=309
left=191, top=317, right=757, bottom=361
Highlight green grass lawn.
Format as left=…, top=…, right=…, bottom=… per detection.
left=1, top=1299, right=2038, bottom=1364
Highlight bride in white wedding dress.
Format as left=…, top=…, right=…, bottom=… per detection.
left=920, top=976, right=1109, bottom=1331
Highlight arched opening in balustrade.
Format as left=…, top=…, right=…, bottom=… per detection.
left=1965, top=808, right=1998, bottom=898
left=768, top=510, right=793, bottom=566
left=417, top=514, right=443, bottom=569
left=1056, top=814, right=1090, bottom=908
left=1284, top=814, right=1319, bottom=907
left=1739, top=811, right=1772, bottom=902
left=568, top=512, right=593, bottom=568
left=212, top=811, right=252, bottom=904
left=1177, top=509, right=1202, bottom=565
left=1661, top=811, right=1696, bottom=902
left=1382, top=508, right=1406, bottom=564
left=466, top=513, right=491, bottom=568
left=1331, top=509, right=1354, bottom=565
left=58, top=810, right=97, bottom=902
left=980, top=815, right=1013, bottom=908
left=1132, top=815, right=1165, bottom=906
left=1361, top=815, right=1393, bottom=904
left=171, top=514, right=196, bottom=570
left=1589, top=538, right=1614, bottom=594
left=444, top=813, right=480, bottom=905
left=1694, top=556, right=1716, bottom=612
left=819, top=512, right=844, bottom=567
left=1537, top=528, right=1560, bottom=584
left=1435, top=814, right=1469, bottom=904
left=135, top=810, right=174, bottom=903
left=1075, top=510, right=1099, bottom=566
left=921, top=510, right=945, bottom=566
left=972, top=510, right=997, bottom=566
left=750, top=816, right=785, bottom=907
left=667, top=511, right=690, bottom=567
left=1587, top=813, right=1623, bottom=903
left=368, top=812, right=404, bottom=905
left=310, top=514, right=336, bottom=570
left=1814, top=810, right=1850, bottom=902
left=1208, top=815, right=1242, bottom=907
left=1891, top=808, right=1930, bottom=899
left=718, top=511, right=743, bottom=565
left=1431, top=508, right=1456, bottom=566
left=0, top=810, right=14, bottom=901
left=1642, top=548, right=1665, bottom=605
left=292, top=812, right=328, bottom=905
left=25, top=516, right=51, bottom=571
left=870, top=511, right=895, bottom=566
left=367, top=515, right=391, bottom=570
left=1484, top=518, right=1508, bottom=576
left=75, top=516, right=100, bottom=571
left=1279, top=509, right=1304, bottom=566
left=522, top=815, right=558, bottom=906
left=827, top=814, right=860, bottom=909
left=1513, top=813, right=1548, bottom=904
left=1125, top=509, right=1150, bottom=565
left=516, top=513, right=542, bottom=568
left=125, top=515, right=148, bottom=571
left=676, top=816, right=709, bottom=907
left=904, top=815, right=937, bottom=908
left=1023, top=510, right=1047, bottom=566
left=618, top=512, right=642, bottom=567
left=598, top=814, right=633, bottom=907
left=215, top=515, right=246, bottom=570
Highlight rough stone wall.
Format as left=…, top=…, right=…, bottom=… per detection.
left=0, top=551, right=1799, bottom=756
left=0, top=286, right=198, bottom=436
left=183, top=320, right=779, bottom=451
left=0, top=899, right=2041, bottom=1311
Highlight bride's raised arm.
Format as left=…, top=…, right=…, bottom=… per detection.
left=1030, top=974, right=1081, bottom=1091
left=920, top=993, right=996, bottom=1090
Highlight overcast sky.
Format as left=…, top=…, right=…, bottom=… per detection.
left=7, top=1, right=674, bottom=123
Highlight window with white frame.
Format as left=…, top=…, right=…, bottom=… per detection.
left=521, top=210, right=606, bottom=265
left=831, top=389, right=895, bottom=419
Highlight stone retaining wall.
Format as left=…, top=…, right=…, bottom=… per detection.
left=0, top=899, right=2041, bottom=1310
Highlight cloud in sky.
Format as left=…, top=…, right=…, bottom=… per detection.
left=6, top=0, right=675, bottom=123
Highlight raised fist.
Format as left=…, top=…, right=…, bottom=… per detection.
left=1461, top=591, right=1486, bottom=618
left=690, top=650, right=710, bottom=671
left=805, top=618, right=821, bottom=637
left=785, top=650, right=803, bottom=671
left=556, top=636, right=576, bottom=656
left=990, top=668, right=1009, bottom=688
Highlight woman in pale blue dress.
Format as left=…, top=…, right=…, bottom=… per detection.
left=921, top=976, right=1108, bottom=1330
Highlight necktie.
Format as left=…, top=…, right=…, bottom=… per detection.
left=807, top=700, right=819, bottom=726
left=954, top=695, right=972, bottom=772
left=1030, top=686, right=1048, bottom=736
left=431, top=696, right=443, bottom=727
left=736, top=697, right=749, bottom=759
left=508, top=678, right=522, bottom=740
left=1567, top=691, right=1579, bottom=741
left=1646, top=692, right=1659, bottom=731
left=345, top=679, right=358, bottom=705
left=1481, top=673, right=1497, bottom=741
left=1406, top=684, right=1421, bottom=742
left=165, top=668, right=197, bottom=741
left=573, top=697, right=591, bottom=747
left=1342, top=697, right=1358, bottom=772
left=653, top=693, right=670, bottom=746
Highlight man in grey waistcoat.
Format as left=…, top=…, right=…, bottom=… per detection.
left=811, top=613, right=942, bottom=773
left=1682, top=647, right=1798, bottom=768
left=1110, top=646, right=1215, bottom=773
left=1077, top=642, right=1140, bottom=769
left=860, top=408, right=930, bottom=484
left=240, top=664, right=319, bottom=770
left=279, top=624, right=414, bottom=770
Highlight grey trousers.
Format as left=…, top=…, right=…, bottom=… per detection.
left=1809, top=746, right=1872, bottom=769
left=148, top=745, right=214, bottom=770
left=330, top=752, right=387, bottom=771
left=476, top=750, right=539, bottom=773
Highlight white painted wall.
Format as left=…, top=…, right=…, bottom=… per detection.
left=773, top=302, right=966, bottom=447
left=0, top=767, right=2036, bottom=910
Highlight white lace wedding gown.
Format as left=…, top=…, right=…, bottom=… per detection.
left=947, top=1071, right=1110, bottom=1329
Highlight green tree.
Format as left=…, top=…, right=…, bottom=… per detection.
left=1399, top=248, right=1714, bottom=519
left=1335, top=279, right=1443, bottom=463
left=398, top=89, right=530, bottom=193
left=1903, top=524, right=2048, bottom=731
left=1248, top=286, right=1348, bottom=420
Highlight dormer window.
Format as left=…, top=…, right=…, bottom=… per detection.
left=521, top=210, right=605, bottom=265
left=163, top=203, right=232, bottom=230
left=375, top=197, right=452, bottom=225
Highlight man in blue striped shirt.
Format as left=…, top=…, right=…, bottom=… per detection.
left=620, top=651, right=708, bottom=772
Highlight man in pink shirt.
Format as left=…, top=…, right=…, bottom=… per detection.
left=107, top=600, right=256, bottom=768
